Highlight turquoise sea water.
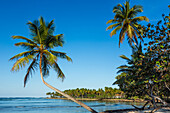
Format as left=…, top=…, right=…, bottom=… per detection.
left=0, top=97, right=143, bottom=113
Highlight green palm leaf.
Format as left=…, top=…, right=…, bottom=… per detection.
left=131, top=16, right=149, bottom=23
left=27, top=21, right=41, bottom=43
left=45, top=34, right=64, bottom=48
left=119, top=24, right=128, bottom=46
left=53, top=62, right=65, bottom=81
left=106, top=19, right=116, bottom=24
left=14, top=42, right=39, bottom=50
left=110, top=25, right=122, bottom=37
left=9, top=50, right=38, bottom=61
left=11, top=55, right=34, bottom=71
left=12, top=36, right=37, bottom=45
left=41, top=55, right=50, bottom=77
left=50, top=50, right=72, bottom=62
left=106, top=23, right=121, bottom=31
left=47, top=19, right=55, bottom=35
left=120, top=55, right=131, bottom=61
left=43, top=50, right=57, bottom=64
left=24, top=55, right=39, bottom=87
left=117, top=65, right=129, bottom=69
left=117, top=69, right=132, bottom=74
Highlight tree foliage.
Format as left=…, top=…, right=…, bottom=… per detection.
left=106, top=0, right=149, bottom=47
left=46, top=87, right=124, bottom=99
left=10, top=17, right=72, bottom=87
left=113, top=13, right=170, bottom=107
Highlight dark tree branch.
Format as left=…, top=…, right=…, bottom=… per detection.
left=165, top=82, right=170, bottom=91
left=132, top=100, right=150, bottom=110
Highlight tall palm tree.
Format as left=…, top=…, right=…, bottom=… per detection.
left=10, top=17, right=97, bottom=113
left=106, top=0, right=149, bottom=47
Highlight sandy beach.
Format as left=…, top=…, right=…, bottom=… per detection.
left=100, top=107, right=170, bottom=113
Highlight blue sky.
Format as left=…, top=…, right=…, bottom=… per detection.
left=0, top=0, right=169, bottom=97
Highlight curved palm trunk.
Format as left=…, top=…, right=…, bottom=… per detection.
left=39, top=53, right=97, bottom=113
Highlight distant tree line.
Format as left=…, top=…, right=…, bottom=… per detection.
left=46, top=87, right=124, bottom=99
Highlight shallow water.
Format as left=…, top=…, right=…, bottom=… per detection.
left=0, top=97, right=144, bottom=113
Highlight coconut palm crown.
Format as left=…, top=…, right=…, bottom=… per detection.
left=10, top=17, right=72, bottom=87
left=106, top=0, right=149, bottom=47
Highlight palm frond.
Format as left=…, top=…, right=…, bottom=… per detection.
left=113, top=8, right=123, bottom=15
left=27, top=21, right=39, bottom=35
left=14, top=42, right=39, bottom=50
left=11, top=55, right=34, bottom=71
left=12, top=36, right=37, bottom=45
left=43, top=50, right=57, bottom=64
left=125, top=1, right=130, bottom=12
left=50, top=50, right=72, bottom=62
left=110, top=25, right=122, bottom=37
left=117, top=65, right=129, bottom=69
left=54, top=34, right=64, bottom=47
left=39, top=16, right=46, bottom=27
left=117, top=3, right=125, bottom=12
left=117, top=69, right=132, bottom=74
left=27, top=21, right=41, bottom=44
left=120, top=55, right=131, bottom=61
left=133, top=5, right=143, bottom=13
left=126, top=26, right=138, bottom=46
left=53, top=62, right=65, bottom=81
left=9, top=50, right=38, bottom=61
left=128, top=5, right=143, bottom=18
left=127, top=37, right=133, bottom=46
left=130, top=23, right=143, bottom=42
left=24, top=54, right=39, bottom=87
left=47, top=19, right=54, bottom=29
left=113, top=6, right=121, bottom=13
left=114, top=14, right=124, bottom=21
left=127, top=25, right=133, bottom=39
left=131, top=16, right=149, bottom=23
left=47, top=19, right=55, bottom=35
left=45, top=34, right=64, bottom=48
left=132, top=32, right=138, bottom=45
left=119, top=24, right=128, bottom=46
left=106, top=23, right=121, bottom=31
left=106, top=19, right=116, bottom=24
left=41, top=54, right=50, bottom=77
left=39, top=16, right=47, bottom=37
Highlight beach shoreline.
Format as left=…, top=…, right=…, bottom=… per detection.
left=100, top=107, right=170, bottom=113
left=46, top=97, right=146, bottom=103
left=46, top=98, right=170, bottom=112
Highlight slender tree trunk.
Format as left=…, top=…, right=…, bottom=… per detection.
left=150, top=86, right=157, bottom=108
left=165, top=82, right=170, bottom=91
left=39, top=53, right=98, bottom=113
left=147, top=85, right=168, bottom=107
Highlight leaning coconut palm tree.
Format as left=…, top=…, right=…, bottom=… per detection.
left=106, top=0, right=149, bottom=47
left=10, top=17, right=97, bottom=113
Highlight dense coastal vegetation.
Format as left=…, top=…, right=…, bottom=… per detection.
left=113, top=13, right=170, bottom=109
left=46, top=87, right=125, bottom=99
